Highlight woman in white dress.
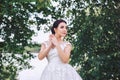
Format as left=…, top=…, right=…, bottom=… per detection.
left=38, top=19, right=82, bottom=80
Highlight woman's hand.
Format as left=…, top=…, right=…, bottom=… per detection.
left=49, top=35, right=55, bottom=48
left=49, top=34, right=59, bottom=47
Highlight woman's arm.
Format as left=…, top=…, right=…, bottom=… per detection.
left=56, top=43, right=72, bottom=63
left=38, top=42, right=52, bottom=60
left=50, top=34, right=72, bottom=63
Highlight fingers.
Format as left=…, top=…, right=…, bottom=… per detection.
left=49, top=34, right=58, bottom=46
left=49, top=34, right=56, bottom=40
left=49, top=34, right=54, bottom=37
left=49, top=34, right=54, bottom=40
left=49, top=34, right=54, bottom=46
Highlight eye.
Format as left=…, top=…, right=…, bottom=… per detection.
left=60, top=26, right=64, bottom=28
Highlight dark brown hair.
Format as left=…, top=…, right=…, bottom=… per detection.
left=51, top=19, right=67, bottom=34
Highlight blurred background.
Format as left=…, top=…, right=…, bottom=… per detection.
left=0, top=0, right=120, bottom=80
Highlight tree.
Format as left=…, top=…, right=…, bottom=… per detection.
left=0, top=0, right=50, bottom=79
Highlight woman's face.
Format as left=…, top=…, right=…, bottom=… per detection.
left=54, top=22, right=67, bottom=37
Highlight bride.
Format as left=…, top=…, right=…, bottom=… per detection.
left=38, top=19, right=82, bottom=80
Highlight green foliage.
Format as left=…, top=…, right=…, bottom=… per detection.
left=0, top=0, right=50, bottom=79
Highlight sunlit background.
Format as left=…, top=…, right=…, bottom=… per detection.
left=1, top=0, right=119, bottom=80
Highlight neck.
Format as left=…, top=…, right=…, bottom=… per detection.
left=54, top=34, right=63, bottom=42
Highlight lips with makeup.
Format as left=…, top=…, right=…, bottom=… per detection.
left=62, top=32, right=67, bottom=36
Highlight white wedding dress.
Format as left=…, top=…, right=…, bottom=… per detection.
left=40, top=41, right=82, bottom=80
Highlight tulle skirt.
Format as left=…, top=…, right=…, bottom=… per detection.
left=40, top=62, right=82, bottom=80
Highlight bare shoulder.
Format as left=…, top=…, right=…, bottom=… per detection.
left=64, top=41, right=72, bottom=45
left=64, top=41, right=72, bottom=48
left=64, top=41, right=72, bottom=53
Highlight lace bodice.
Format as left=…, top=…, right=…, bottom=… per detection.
left=43, top=41, right=71, bottom=64
left=40, top=41, right=82, bottom=80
